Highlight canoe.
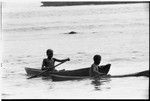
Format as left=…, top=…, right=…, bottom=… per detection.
left=50, top=64, right=110, bottom=81
left=50, top=74, right=89, bottom=81
left=25, top=64, right=111, bottom=77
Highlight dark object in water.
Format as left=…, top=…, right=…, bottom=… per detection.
left=68, top=31, right=77, bottom=34
left=25, top=64, right=111, bottom=77
left=41, top=1, right=148, bottom=7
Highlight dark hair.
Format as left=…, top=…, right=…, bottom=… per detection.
left=93, top=55, right=101, bottom=64
left=46, top=49, right=53, bottom=54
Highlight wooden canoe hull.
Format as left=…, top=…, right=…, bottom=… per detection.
left=50, top=64, right=111, bottom=81
left=25, top=64, right=111, bottom=77
left=50, top=74, right=89, bottom=81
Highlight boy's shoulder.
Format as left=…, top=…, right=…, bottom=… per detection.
left=91, top=63, right=95, bottom=67
left=52, top=58, right=56, bottom=60
left=43, top=58, right=47, bottom=62
left=43, top=58, right=56, bottom=61
left=43, top=58, right=51, bottom=61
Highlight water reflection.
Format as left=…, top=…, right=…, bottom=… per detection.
left=91, top=79, right=102, bottom=90
left=41, top=77, right=55, bottom=89
left=91, top=76, right=111, bottom=91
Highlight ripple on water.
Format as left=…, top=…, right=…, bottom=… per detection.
left=132, top=51, right=139, bottom=53
left=2, top=93, right=12, bottom=98
left=91, top=77, right=111, bottom=91
left=109, top=58, right=132, bottom=62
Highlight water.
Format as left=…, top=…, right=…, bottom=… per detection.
left=2, top=1, right=149, bottom=99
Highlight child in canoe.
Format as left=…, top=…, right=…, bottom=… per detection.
left=89, top=55, right=105, bottom=78
left=41, top=49, right=70, bottom=71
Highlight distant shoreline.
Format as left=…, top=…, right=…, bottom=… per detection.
left=41, top=1, right=148, bottom=7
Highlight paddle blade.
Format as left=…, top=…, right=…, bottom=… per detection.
left=134, top=70, right=149, bottom=77
left=110, top=70, right=149, bottom=78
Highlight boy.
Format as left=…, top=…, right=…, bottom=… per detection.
left=89, top=55, right=105, bottom=78
left=41, top=49, right=70, bottom=71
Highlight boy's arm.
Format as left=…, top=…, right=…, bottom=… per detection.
left=93, top=66, right=105, bottom=75
left=54, top=58, right=70, bottom=62
left=41, top=59, right=46, bottom=70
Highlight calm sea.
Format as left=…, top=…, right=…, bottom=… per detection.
left=2, top=1, right=149, bottom=99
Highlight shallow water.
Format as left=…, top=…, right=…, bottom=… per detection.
left=2, top=1, right=149, bottom=99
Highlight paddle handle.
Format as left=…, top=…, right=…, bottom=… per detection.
left=54, top=61, right=66, bottom=67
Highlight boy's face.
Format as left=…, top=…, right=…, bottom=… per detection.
left=47, top=51, right=53, bottom=58
left=95, top=59, right=101, bottom=65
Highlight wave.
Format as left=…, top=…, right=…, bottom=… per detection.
left=3, top=22, right=148, bottom=32
left=3, top=26, right=50, bottom=32
left=109, top=58, right=132, bottom=62
left=2, top=24, right=100, bottom=32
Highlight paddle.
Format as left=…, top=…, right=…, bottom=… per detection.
left=109, top=70, right=149, bottom=78
left=93, top=70, right=149, bottom=79
left=27, top=61, right=67, bottom=79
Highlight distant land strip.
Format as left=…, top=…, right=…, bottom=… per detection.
left=41, top=1, right=149, bottom=7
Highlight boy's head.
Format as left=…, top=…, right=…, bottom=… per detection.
left=93, top=55, right=101, bottom=65
left=46, top=49, right=53, bottom=59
